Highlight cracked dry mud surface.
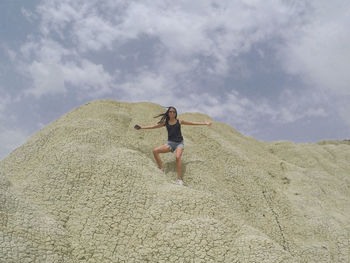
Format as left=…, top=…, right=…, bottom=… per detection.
left=1, top=99, right=349, bottom=262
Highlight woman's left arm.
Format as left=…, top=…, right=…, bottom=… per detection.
left=180, top=120, right=212, bottom=126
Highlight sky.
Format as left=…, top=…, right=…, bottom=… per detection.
left=1, top=0, right=350, bottom=160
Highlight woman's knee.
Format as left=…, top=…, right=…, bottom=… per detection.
left=176, top=152, right=182, bottom=161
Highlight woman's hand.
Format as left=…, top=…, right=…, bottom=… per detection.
left=205, top=121, right=212, bottom=126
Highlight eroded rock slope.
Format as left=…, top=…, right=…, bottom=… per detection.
left=1, top=99, right=349, bottom=262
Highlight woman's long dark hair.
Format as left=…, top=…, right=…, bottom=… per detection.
left=154, top=106, right=178, bottom=124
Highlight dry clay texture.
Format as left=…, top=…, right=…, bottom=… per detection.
left=1, top=99, right=349, bottom=263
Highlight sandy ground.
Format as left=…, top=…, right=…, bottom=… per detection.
left=1, top=99, right=349, bottom=262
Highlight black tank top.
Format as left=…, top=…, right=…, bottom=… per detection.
left=166, top=119, right=183, bottom=142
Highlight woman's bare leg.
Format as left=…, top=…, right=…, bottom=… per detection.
left=153, top=144, right=171, bottom=170
left=175, top=147, right=184, bottom=180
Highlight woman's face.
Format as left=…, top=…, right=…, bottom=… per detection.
left=168, top=107, right=177, bottom=118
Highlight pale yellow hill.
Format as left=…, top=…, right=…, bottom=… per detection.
left=0, top=99, right=349, bottom=262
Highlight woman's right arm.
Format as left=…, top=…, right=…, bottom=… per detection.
left=136, top=123, right=165, bottom=130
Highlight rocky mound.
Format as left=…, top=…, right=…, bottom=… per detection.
left=1, top=99, right=349, bottom=262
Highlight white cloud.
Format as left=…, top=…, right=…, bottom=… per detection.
left=21, top=0, right=303, bottom=95
left=18, top=39, right=70, bottom=97
left=274, top=89, right=328, bottom=123
left=62, top=60, right=113, bottom=97
left=21, top=7, right=38, bottom=22
left=114, top=0, right=298, bottom=75
left=116, top=71, right=173, bottom=103
left=37, top=1, right=84, bottom=37
left=16, top=36, right=113, bottom=98
left=34, top=0, right=297, bottom=75
left=22, top=59, right=113, bottom=98
left=25, top=61, right=65, bottom=98
left=73, top=14, right=119, bottom=52
left=20, top=38, right=76, bottom=65
left=279, top=0, right=350, bottom=96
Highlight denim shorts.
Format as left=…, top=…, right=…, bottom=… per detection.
left=167, top=140, right=184, bottom=152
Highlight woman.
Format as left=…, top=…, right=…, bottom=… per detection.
left=134, top=106, right=212, bottom=185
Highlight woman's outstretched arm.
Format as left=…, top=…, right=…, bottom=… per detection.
left=134, top=123, right=165, bottom=130
left=180, top=120, right=212, bottom=126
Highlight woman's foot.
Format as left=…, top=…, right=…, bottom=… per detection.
left=159, top=167, right=165, bottom=173
left=176, top=179, right=184, bottom=185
